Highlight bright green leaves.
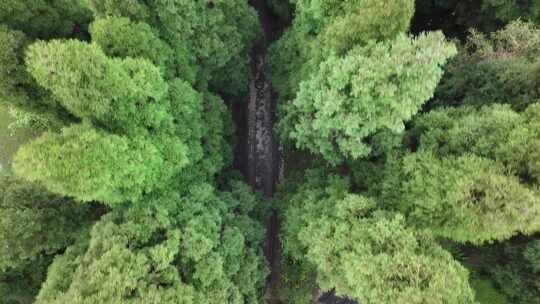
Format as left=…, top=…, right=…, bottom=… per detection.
left=324, top=213, right=474, bottom=304
left=17, top=37, right=226, bottom=205
left=26, top=40, right=169, bottom=135
left=280, top=171, right=475, bottom=304
left=280, top=32, right=457, bottom=163
left=295, top=0, right=415, bottom=44
left=14, top=124, right=169, bottom=204
left=271, top=0, right=416, bottom=101
left=0, top=1, right=264, bottom=303
left=317, top=0, right=415, bottom=54
left=167, top=79, right=205, bottom=162
left=9, top=2, right=248, bottom=206
left=411, top=103, right=540, bottom=180
left=88, top=0, right=151, bottom=21
left=273, top=17, right=483, bottom=287
left=37, top=214, right=195, bottom=304
left=36, top=183, right=268, bottom=304
left=272, top=0, right=455, bottom=164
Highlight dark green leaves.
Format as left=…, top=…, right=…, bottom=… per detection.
left=0, top=174, right=89, bottom=271
left=385, top=103, right=540, bottom=244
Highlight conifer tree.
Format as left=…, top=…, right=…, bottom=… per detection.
left=380, top=103, right=540, bottom=244
left=433, top=21, right=540, bottom=111
left=0, top=174, right=90, bottom=303
left=279, top=170, right=476, bottom=304
left=36, top=183, right=268, bottom=304
left=0, top=0, right=92, bottom=39
left=2, top=0, right=540, bottom=303
left=0, top=25, right=70, bottom=130
left=0, top=174, right=90, bottom=272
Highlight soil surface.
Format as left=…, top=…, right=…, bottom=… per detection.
left=246, top=3, right=358, bottom=303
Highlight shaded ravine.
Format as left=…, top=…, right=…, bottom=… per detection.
left=245, top=3, right=359, bottom=303
left=246, top=1, right=282, bottom=303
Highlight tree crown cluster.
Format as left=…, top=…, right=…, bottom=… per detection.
left=1, top=1, right=540, bottom=304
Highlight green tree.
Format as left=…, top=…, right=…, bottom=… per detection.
left=89, top=17, right=173, bottom=77
left=7, top=0, right=540, bottom=302
left=393, top=152, right=540, bottom=244
left=408, top=103, right=540, bottom=180
left=0, top=25, right=69, bottom=131
left=0, top=174, right=90, bottom=303
left=14, top=124, right=168, bottom=205
left=0, top=0, right=92, bottom=39
left=271, top=0, right=416, bottom=100
left=36, top=183, right=268, bottom=304
left=279, top=170, right=476, bottom=303
left=0, top=173, right=90, bottom=271
left=88, top=0, right=150, bottom=21
left=16, top=36, right=233, bottom=205
left=25, top=39, right=170, bottom=136
left=278, top=32, right=456, bottom=163
left=89, top=0, right=259, bottom=93
left=433, top=21, right=540, bottom=111
left=380, top=103, right=540, bottom=244
left=301, top=0, right=415, bottom=55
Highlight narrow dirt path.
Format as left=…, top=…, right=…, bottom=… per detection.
left=247, top=1, right=282, bottom=303
left=245, top=3, right=356, bottom=303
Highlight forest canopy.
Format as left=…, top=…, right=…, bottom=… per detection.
left=0, top=1, right=539, bottom=304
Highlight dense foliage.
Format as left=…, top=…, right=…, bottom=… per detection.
left=0, top=173, right=90, bottom=303
left=0, top=0, right=92, bottom=39
left=273, top=2, right=540, bottom=303
left=279, top=170, right=475, bottom=304
left=270, top=0, right=416, bottom=101
left=470, top=237, right=540, bottom=304
left=433, top=21, right=540, bottom=111
left=36, top=183, right=268, bottom=304
left=279, top=32, right=456, bottom=163
left=1, top=1, right=540, bottom=303
left=413, top=0, right=540, bottom=36
left=376, top=103, right=540, bottom=244
left=0, top=1, right=267, bottom=303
